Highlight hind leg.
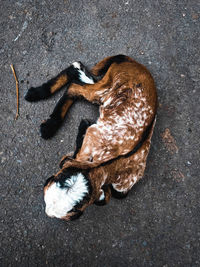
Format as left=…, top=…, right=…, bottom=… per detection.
left=111, top=174, right=138, bottom=199
left=94, top=185, right=111, bottom=206
left=110, top=185, right=129, bottom=199
left=25, top=62, right=95, bottom=102
left=111, top=161, right=148, bottom=199
left=66, top=62, right=115, bottom=103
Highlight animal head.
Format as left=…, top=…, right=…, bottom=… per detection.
left=44, top=167, right=92, bottom=221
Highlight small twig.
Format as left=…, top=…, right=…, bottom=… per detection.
left=10, top=64, right=19, bottom=120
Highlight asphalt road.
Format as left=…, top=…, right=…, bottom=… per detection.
left=1, top=0, right=200, bottom=266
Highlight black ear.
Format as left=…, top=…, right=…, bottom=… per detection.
left=44, top=176, right=55, bottom=188
left=59, top=158, right=66, bottom=169
left=59, top=155, right=73, bottom=169
left=69, top=210, right=83, bottom=221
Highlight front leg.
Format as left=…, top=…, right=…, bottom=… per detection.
left=40, top=90, right=73, bottom=139
left=94, top=185, right=111, bottom=206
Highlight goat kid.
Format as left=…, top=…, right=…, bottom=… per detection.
left=25, top=55, right=157, bottom=220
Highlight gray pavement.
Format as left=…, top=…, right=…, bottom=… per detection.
left=1, top=0, right=200, bottom=266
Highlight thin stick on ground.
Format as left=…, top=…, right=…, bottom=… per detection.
left=10, top=64, right=19, bottom=120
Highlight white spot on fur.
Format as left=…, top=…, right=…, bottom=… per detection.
left=99, top=190, right=105, bottom=201
left=72, top=62, right=94, bottom=84
left=83, top=146, right=90, bottom=154
left=132, top=175, right=138, bottom=184
left=112, top=183, right=126, bottom=192
left=44, top=173, right=88, bottom=219
left=79, top=70, right=94, bottom=84
left=72, top=62, right=81, bottom=69
left=135, top=102, right=141, bottom=108
left=104, top=97, right=113, bottom=107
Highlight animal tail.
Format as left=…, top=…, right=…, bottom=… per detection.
left=91, top=54, right=132, bottom=76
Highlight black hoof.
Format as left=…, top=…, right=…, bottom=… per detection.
left=94, top=199, right=107, bottom=206
left=25, top=87, right=41, bottom=102
left=110, top=185, right=129, bottom=199
left=40, top=118, right=61, bottom=139
left=25, top=86, right=50, bottom=102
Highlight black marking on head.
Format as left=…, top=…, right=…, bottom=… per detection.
left=56, top=167, right=92, bottom=195
left=55, top=167, right=93, bottom=211
left=44, top=176, right=55, bottom=188
left=57, top=167, right=83, bottom=187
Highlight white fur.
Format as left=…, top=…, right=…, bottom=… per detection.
left=103, top=97, right=113, bottom=107
left=72, top=62, right=81, bottom=69
left=44, top=173, right=89, bottom=218
left=99, top=190, right=105, bottom=201
left=78, top=70, right=94, bottom=84
left=72, top=61, right=94, bottom=84
left=112, top=183, right=127, bottom=193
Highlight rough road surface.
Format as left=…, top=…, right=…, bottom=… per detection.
left=1, top=1, right=200, bottom=266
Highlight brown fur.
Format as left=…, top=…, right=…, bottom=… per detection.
left=60, top=98, right=73, bottom=119
left=44, top=55, right=157, bottom=220
left=50, top=74, right=68, bottom=93
left=52, top=117, right=156, bottom=218
left=65, top=57, right=157, bottom=165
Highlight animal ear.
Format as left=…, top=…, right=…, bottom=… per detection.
left=59, top=153, right=74, bottom=168
left=44, top=176, right=55, bottom=188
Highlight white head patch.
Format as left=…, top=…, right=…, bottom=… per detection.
left=44, top=173, right=89, bottom=219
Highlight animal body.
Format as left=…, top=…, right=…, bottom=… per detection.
left=25, top=55, right=157, bottom=220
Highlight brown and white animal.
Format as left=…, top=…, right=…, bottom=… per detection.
left=25, top=55, right=157, bottom=220
left=44, top=117, right=156, bottom=220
